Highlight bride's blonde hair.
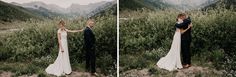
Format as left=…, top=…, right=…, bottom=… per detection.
left=58, top=20, right=65, bottom=27
left=177, top=13, right=186, bottom=21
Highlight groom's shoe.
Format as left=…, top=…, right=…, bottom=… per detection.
left=187, top=64, right=191, bottom=68
left=183, top=64, right=188, bottom=68
left=91, top=72, right=98, bottom=77
left=183, top=64, right=191, bottom=68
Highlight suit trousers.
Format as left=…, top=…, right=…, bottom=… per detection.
left=85, top=48, right=96, bottom=73
left=181, top=39, right=191, bottom=65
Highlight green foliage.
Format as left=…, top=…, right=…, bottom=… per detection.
left=0, top=62, right=40, bottom=76
left=148, top=66, right=159, bottom=75
left=120, top=54, right=149, bottom=72
left=143, top=48, right=167, bottom=61
left=120, top=7, right=236, bottom=76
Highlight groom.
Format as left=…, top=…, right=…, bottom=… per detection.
left=175, top=13, right=192, bottom=68
left=84, top=19, right=97, bottom=76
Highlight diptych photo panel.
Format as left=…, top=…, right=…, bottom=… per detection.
left=0, top=0, right=117, bottom=77
left=0, top=0, right=236, bottom=77
left=119, top=0, right=236, bottom=77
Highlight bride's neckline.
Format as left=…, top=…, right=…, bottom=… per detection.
left=59, top=28, right=66, bottom=31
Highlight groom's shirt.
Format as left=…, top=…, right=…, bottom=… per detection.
left=84, top=27, right=95, bottom=49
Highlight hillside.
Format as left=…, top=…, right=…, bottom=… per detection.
left=119, top=0, right=226, bottom=12
left=202, top=0, right=236, bottom=10
left=0, top=1, right=41, bottom=23
left=18, top=1, right=68, bottom=14
left=25, top=7, right=63, bottom=19
left=88, top=1, right=117, bottom=18
left=119, top=0, right=170, bottom=11
left=12, top=1, right=116, bottom=18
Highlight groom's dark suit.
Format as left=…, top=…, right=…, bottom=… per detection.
left=84, top=26, right=96, bottom=73
left=175, top=17, right=192, bottom=65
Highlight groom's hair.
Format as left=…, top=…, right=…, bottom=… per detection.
left=177, top=13, right=186, bottom=18
left=176, top=13, right=186, bottom=21
left=86, top=19, right=95, bottom=26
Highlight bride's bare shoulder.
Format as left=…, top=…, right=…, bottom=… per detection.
left=57, top=29, right=62, bottom=33
left=176, top=28, right=180, bottom=31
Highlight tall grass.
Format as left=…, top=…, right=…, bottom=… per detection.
left=0, top=14, right=117, bottom=76
left=120, top=7, right=236, bottom=76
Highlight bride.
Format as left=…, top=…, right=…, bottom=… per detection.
left=45, top=20, right=83, bottom=76
left=156, top=14, right=192, bottom=71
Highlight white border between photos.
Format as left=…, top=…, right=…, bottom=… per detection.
left=116, top=0, right=119, bottom=76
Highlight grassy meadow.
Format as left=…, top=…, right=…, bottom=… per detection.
left=0, top=14, right=117, bottom=76
left=119, top=6, right=236, bottom=77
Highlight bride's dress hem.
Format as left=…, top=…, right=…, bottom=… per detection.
left=45, top=29, right=72, bottom=76
left=156, top=31, right=183, bottom=71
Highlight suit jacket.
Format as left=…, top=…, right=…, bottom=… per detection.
left=84, top=27, right=95, bottom=49
left=175, top=17, right=192, bottom=41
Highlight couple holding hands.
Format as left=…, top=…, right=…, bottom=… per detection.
left=45, top=19, right=98, bottom=76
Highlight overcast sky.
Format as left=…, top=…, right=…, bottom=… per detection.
left=2, top=0, right=114, bottom=8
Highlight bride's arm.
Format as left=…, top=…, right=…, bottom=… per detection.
left=181, top=23, right=192, bottom=34
left=78, top=29, right=84, bottom=32
left=65, top=29, right=78, bottom=32
left=65, top=28, right=83, bottom=32
left=58, top=31, right=64, bottom=52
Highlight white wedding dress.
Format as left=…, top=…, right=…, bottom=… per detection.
left=45, top=29, right=72, bottom=76
left=156, top=29, right=183, bottom=71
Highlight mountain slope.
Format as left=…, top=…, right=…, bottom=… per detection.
left=87, top=1, right=116, bottom=18
left=69, top=1, right=108, bottom=16
left=89, top=4, right=117, bottom=18
left=119, top=0, right=170, bottom=11
left=19, top=1, right=68, bottom=14
left=120, top=0, right=225, bottom=11
left=11, top=1, right=116, bottom=18
left=0, top=1, right=41, bottom=23
left=202, top=0, right=236, bottom=10
left=25, top=6, right=63, bottom=19
left=119, top=0, right=155, bottom=11
left=11, top=1, right=65, bottom=19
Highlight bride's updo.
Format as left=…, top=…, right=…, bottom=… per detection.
left=58, top=20, right=65, bottom=27
left=58, top=20, right=66, bottom=31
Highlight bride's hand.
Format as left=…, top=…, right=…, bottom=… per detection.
left=61, top=48, right=64, bottom=52
left=188, top=23, right=193, bottom=28
left=78, top=29, right=84, bottom=32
